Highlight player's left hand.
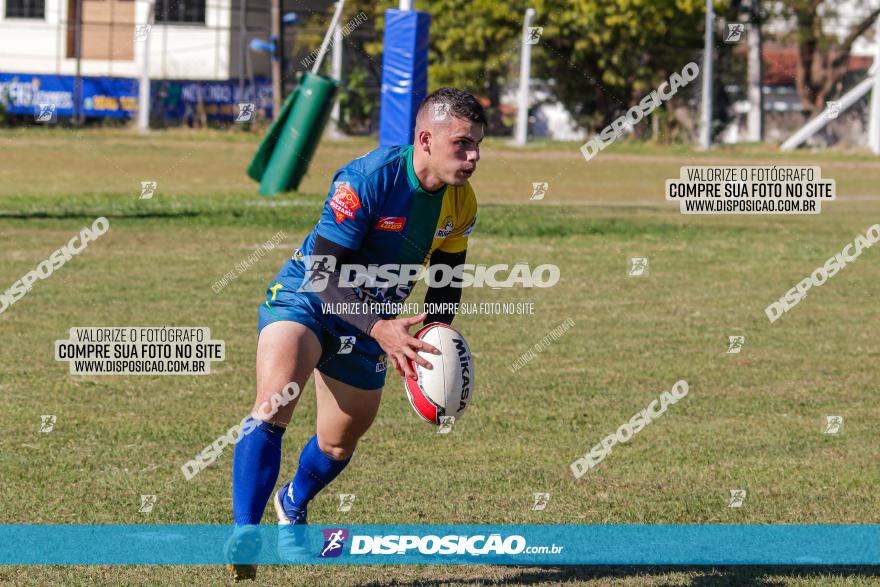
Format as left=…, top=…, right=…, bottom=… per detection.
left=370, top=313, right=440, bottom=380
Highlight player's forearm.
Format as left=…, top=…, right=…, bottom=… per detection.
left=424, top=249, right=466, bottom=325
left=311, top=234, right=382, bottom=335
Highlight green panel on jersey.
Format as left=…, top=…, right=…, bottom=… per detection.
left=398, top=145, right=445, bottom=266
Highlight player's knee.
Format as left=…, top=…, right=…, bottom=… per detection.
left=252, top=379, right=304, bottom=424
left=318, top=438, right=355, bottom=461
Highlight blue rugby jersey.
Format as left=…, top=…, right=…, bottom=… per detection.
left=274, top=144, right=477, bottom=307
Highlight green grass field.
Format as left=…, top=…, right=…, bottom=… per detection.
left=0, top=128, right=878, bottom=585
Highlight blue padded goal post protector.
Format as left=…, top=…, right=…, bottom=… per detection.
left=379, top=9, right=431, bottom=147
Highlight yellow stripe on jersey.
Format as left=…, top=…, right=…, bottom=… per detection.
left=433, top=181, right=478, bottom=254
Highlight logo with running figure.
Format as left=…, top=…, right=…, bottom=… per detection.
left=628, top=257, right=649, bottom=276
left=337, top=493, right=356, bottom=512
left=235, top=103, right=255, bottom=122
left=298, top=255, right=337, bottom=293
left=823, top=415, right=843, bottom=435
left=727, top=335, right=745, bottom=354
left=139, top=494, right=157, bottom=513
left=826, top=101, right=842, bottom=120
left=35, top=103, right=57, bottom=123
left=525, top=27, right=543, bottom=44
left=338, top=335, right=356, bottom=355
left=532, top=492, right=550, bottom=511
left=530, top=182, right=549, bottom=200
left=437, top=415, right=455, bottom=434
left=724, top=23, right=745, bottom=43
left=39, top=415, right=57, bottom=433
left=728, top=489, right=746, bottom=508
left=140, top=181, right=158, bottom=200
left=431, top=103, right=450, bottom=122
left=319, top=528, right=349, bottom=558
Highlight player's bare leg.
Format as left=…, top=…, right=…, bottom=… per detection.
left=227, top=321, right=321, bottom=581
left=273, top=370, right=382, bottom=561
left=313, top=370, right=383, bottom=460
left=253, top=321, right=322, bottom=426
left=275, top=370, right=381, bottom=502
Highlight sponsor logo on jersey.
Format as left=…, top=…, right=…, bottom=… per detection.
left=435, top=215, right=454, bottom=238
left=375, top=216, right=406, bottom=232
left=329, top=182, right=361, bottom=223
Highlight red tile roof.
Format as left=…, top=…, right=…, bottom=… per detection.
left=759, top=44, right=872, bottom=86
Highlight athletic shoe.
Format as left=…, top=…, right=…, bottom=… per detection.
left=274, top=482, right=310, bottom=560
left=224, top=524, right=261, bottom=581
left=226, top=563, right=257, bottom=582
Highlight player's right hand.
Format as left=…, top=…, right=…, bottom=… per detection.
left=370, top=314, right=440, bottom=381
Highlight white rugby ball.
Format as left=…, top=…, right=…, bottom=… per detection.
left=404, top=323, right=474, bottom=425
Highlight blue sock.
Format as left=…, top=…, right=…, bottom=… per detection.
left=282, top=434, right=351, bottom=514
left=232, top=417, right=285, bottom=526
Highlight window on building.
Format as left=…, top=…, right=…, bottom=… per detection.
left=5, top=0, right=45, bottom=18
left=155, top=0, right=205, bottom=24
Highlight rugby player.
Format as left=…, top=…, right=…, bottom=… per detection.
left=227, top=87, right=485, bottom=579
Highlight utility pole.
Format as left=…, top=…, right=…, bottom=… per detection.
left=330, top=23, right=342, bottom=126
left=239, top=0, right=247, bottom=102
left=515, top=8, right=535, bottom=146
left=73, top=0, right=83, bottom=125
left=700, top=0, right=714, bottom=149
left=270, top=0, right=283, bottom=117
left=746, top=0, right=763, bottom=142
left=137, top=0, right=154, bottom=133
left=869, top=16, right=880, bottom=154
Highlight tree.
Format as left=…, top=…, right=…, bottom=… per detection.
left=427, top=0, right=530, bottom=132
left=302, top=0, right=525, bottom=133
left=289, top=0, right=390, bottom=131
left=781, top=0, right=880, bottom=116
left=296, top=0, right=719, bottom=137
left=535, top=0, right=708, bottom=131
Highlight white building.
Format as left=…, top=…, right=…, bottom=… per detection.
left=0, top=0, right=276, bottom=80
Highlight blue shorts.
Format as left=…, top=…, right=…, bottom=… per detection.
left=257, top=283, right=387, bottom=390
